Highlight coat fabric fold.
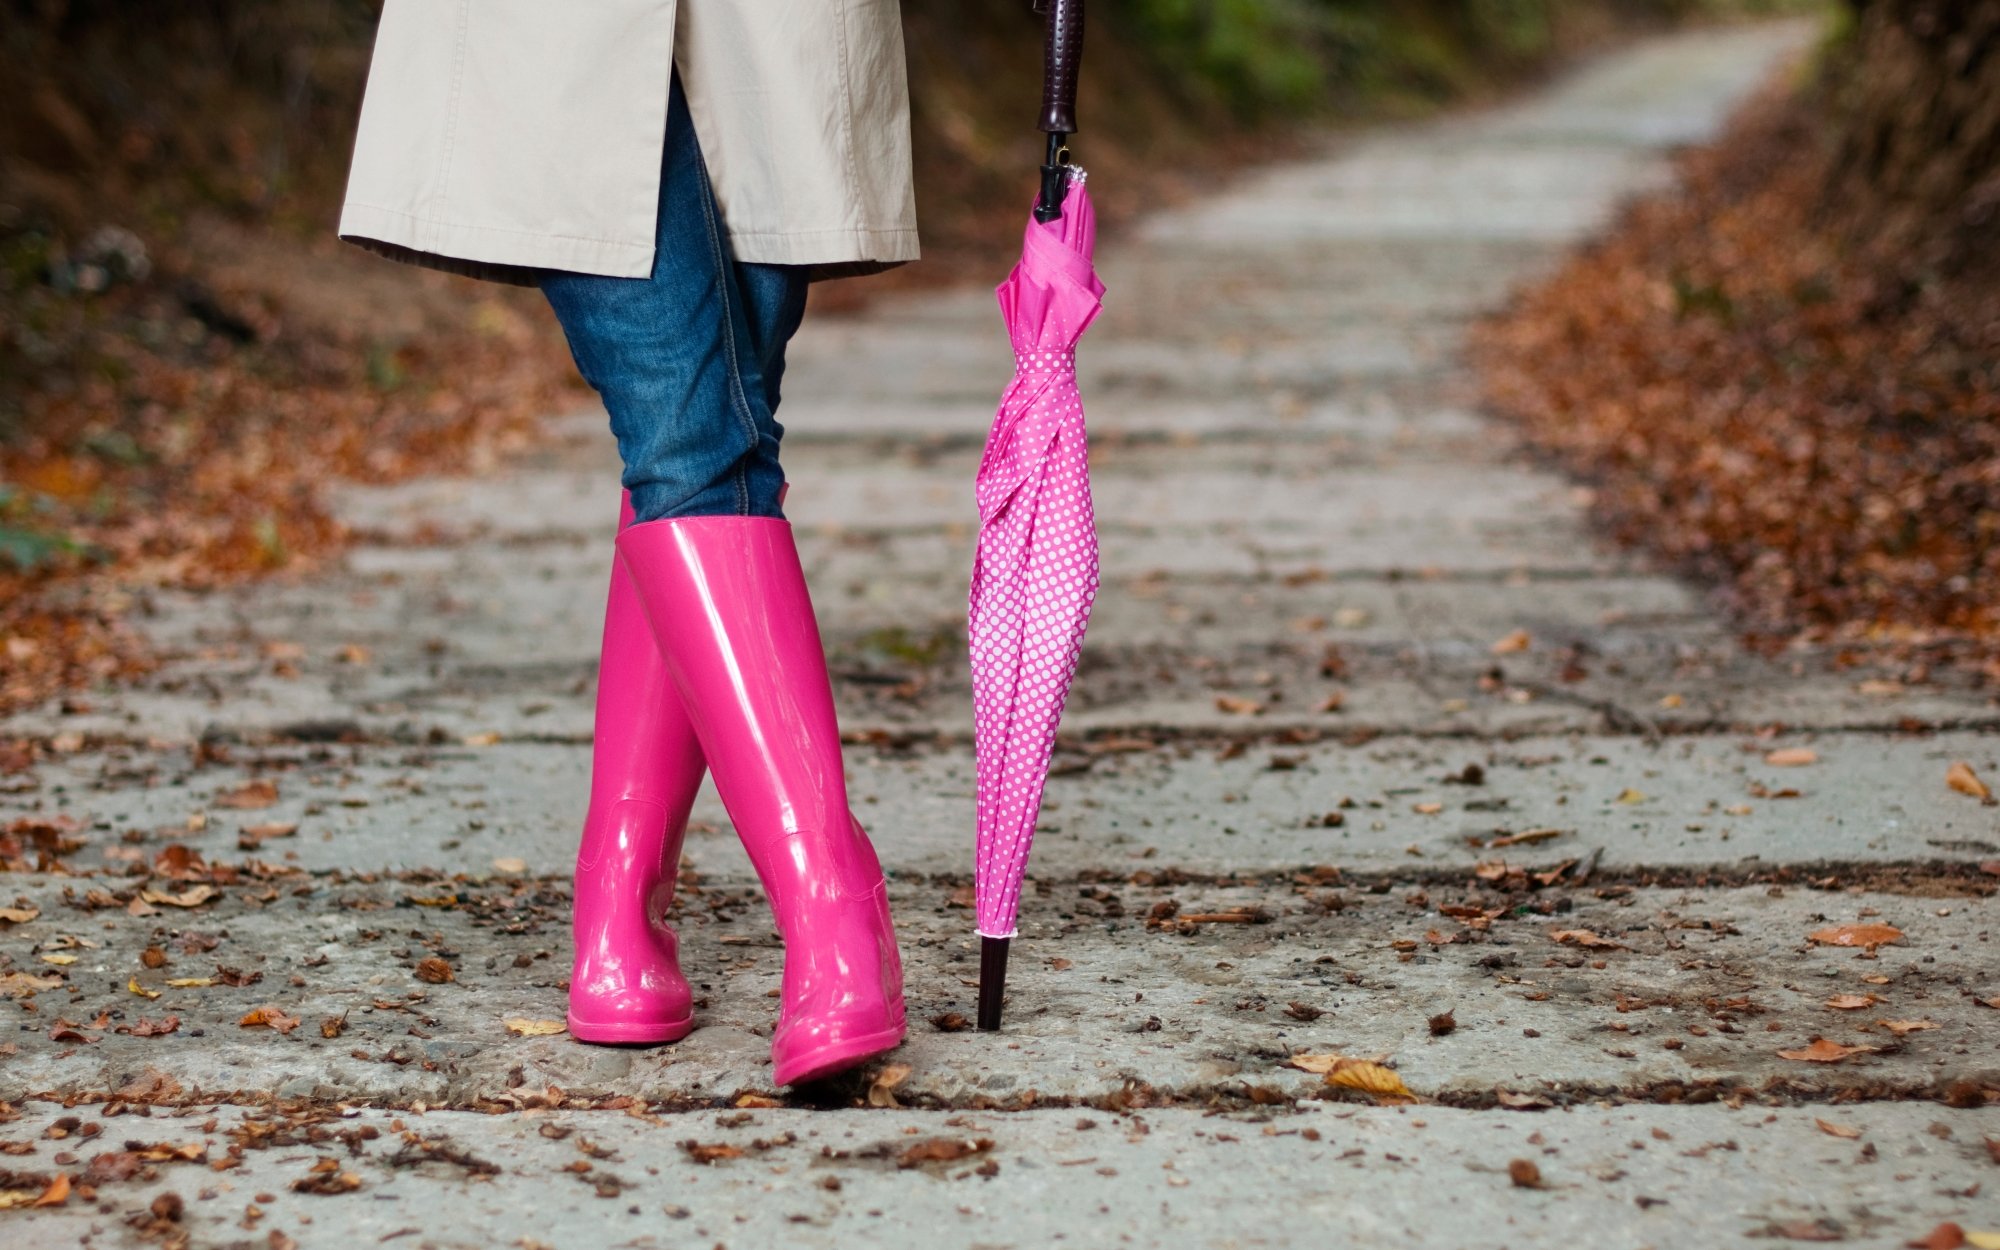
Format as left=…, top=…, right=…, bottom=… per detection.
left=338, top=0, right=920, bottom=285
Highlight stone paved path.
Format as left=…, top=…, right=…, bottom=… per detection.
left=6, top=22, right=1998, bottom=1250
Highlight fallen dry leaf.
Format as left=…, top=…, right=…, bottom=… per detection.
left=1214, top=694, right=1265, bottom=716
left=1324, top=1058, right=1416, bottom=1104
left=1946, top=761, right=1992, bottom=801
left=292, top=1160, right=362, bottom=1194
left=237, top=822, right=297, bottom=849
left=1808, top=923, right=1903, bottom=950
left=1814, top=1118, right=1862, bottom=1139
left=139, top=884, right=217, bottom=909
left=0, top=1183, right=51, bottom=1212
left=491, top=857, right=528, bottom=875
left=29, top=1173, right=70, bottom=1208
left=1764, top=1220, right=1847, bottom=1242
left=238, top=1006, right=301, bottom=1034
left=115, top=1069, right=184, bottom=1101
left=867, top=1062, right=914, bottom=1109
left=1551, top=928, right=1628, bottom=950
left=1487, top=828, right=1564, bottom=848
left=1764, top=747, right=1818, bottom=767
left=215, top=779, right=279, bottom=809
left=680, top=1140, right=745, bottom=1164
left=127, top=977, right=160, bottom=1000
left=1878, top=1019, right=1937, bottom=1036
left=504, top=1018, right=566, bottom=1038
left=897, top=1137, right=993, bottom=1168
left=1824, top=994, right=1879, bottom=1010
left=1908, top=1224, right=1965, bottom=1250
left=1490, top=629, right=1531, bottom=654
left=0, top=905, right=38, bottom=925
left=1776, top=1038, right=1879, bottom=1064
left=1614, top=788, right=1645, bottom=804
left=0, top=972, right=63, bottom=997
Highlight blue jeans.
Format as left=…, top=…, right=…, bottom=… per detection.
left=540, top=76, right=809, bottom=521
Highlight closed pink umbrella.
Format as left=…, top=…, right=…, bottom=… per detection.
left=968, top=133, right=1103, bottom=1029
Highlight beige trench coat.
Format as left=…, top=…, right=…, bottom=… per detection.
left=338, top=0, right=919, bottom=284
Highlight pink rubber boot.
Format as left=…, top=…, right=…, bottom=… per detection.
left=567, top=495, right=705, bottom=1044
left=615, top=516, right=905, bottom=1085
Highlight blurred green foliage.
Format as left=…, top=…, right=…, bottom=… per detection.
left=1105, top=0, right=1821, bottom=119
left=0, top=485, right=97, bottom=572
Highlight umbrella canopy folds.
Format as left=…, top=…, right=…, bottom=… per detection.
left=969, top=171, right=1104, bottom=975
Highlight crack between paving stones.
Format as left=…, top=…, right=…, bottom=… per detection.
left=6, top=1074, right=1985, bottom=1120
left=8, top=857, right=1992, bottom=898
left=65, top=710, right=2000, bottom=755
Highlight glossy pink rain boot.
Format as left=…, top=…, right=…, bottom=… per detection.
left=615, top=516, right=905, bottom=1085
left=567, top=495, right=706, bottom=1044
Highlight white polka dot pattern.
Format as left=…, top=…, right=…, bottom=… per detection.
left=969, top=177, right=1105, bottom=941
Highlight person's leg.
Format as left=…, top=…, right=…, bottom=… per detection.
left=566, top=492, right=706, bottom=1043
left=734, top=262, right=809, bottom=417
left=616, top=516, right=906, bottom=1084
left=539, top=77, right=794, bottom=520
left=543, top=75, right=899, bottom=1076
left=551, top=76, right=786, bottom=1043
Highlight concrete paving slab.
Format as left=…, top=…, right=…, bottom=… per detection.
left=1139, top=25, right=1815, bottom=250
left=1, top=872, right=1995, bottom=1105
left=5, top=1102, right=1996, bottom=1250
left=7, top=733, right=1999, bottom=884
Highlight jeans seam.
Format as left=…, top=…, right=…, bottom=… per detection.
left=691, top=149, right=762, bottom=518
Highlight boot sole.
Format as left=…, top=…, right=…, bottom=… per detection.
left=566, top=1011, right=695, bottom=1046
left=774, top=1020, right=908, bottom=1086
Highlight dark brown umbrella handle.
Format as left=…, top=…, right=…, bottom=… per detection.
left=1034, top=0, right=1083, bottom=135
left=1032, top=0, right=1083, bottom=223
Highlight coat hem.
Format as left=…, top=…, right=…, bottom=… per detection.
left=339, top=201, right=655, bottom=286
left=728, top=226, right=920, bottom=268
left=340, top=201, right=918, bottom=286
